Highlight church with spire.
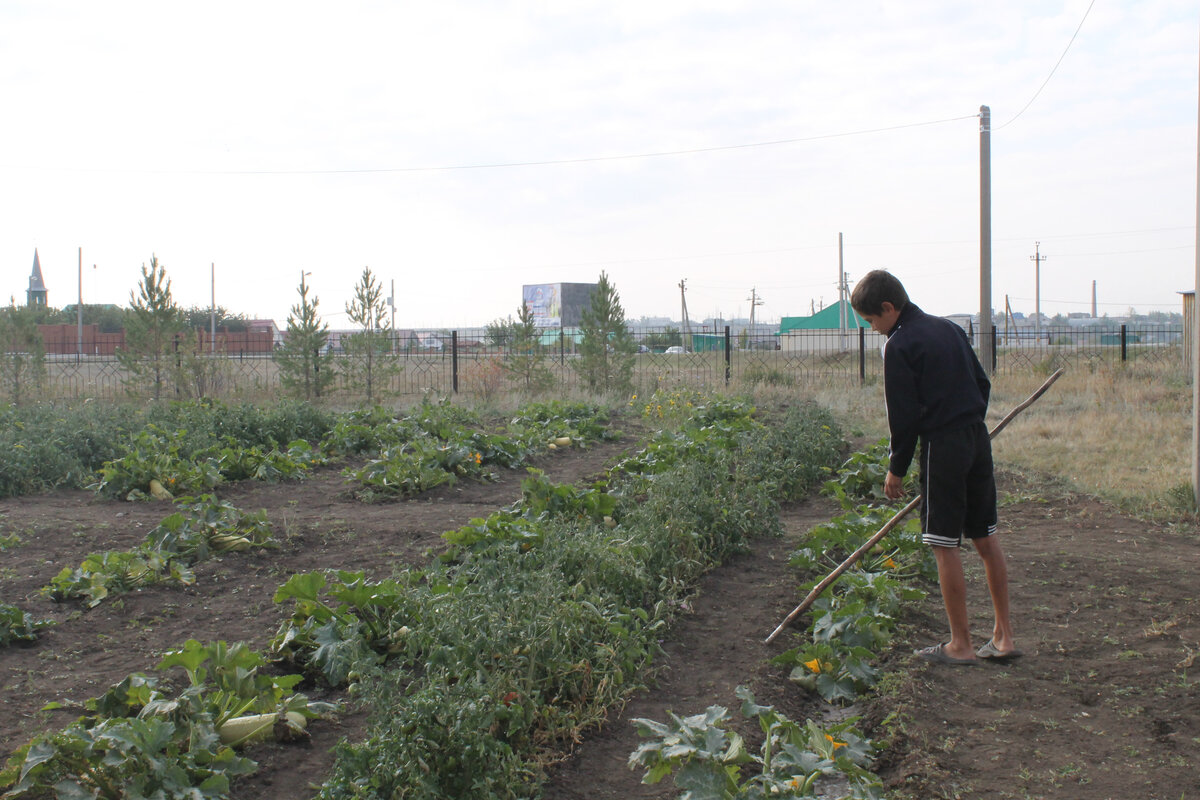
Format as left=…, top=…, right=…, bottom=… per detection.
left=27, top=249, right=47, bottom=308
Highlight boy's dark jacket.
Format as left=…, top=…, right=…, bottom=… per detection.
left=882, top=303, right=990, bottom=478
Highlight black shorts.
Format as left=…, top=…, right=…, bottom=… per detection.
left=918, top=421, right=997, bottom=548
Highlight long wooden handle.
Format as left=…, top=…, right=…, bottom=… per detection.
left=764, top=368, right=1065, bottom=644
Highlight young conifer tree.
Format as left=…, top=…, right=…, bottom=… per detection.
left=502, top=301, right=554, bottom=394
left=0, top=302, right=46, bottom=405
left=574, top=271, right=636, bottom=395
left=118, top=255, right=184, bottom=400
left=276, top=273, right=333, bottom=400
left=342, top=267, right=400, bottom=404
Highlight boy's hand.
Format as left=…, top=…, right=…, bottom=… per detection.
left=884, top=471, right=906, bottom=500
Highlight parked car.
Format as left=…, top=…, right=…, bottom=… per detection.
left=664, top=346, right=687, bottom=354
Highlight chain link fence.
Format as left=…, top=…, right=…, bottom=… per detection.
left=30, top=324, right=1185, bottom=404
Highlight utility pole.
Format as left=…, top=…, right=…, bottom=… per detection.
left=1192, top=21, right=1200, bottom=507
left=838, top=232, right=847, bottom=342
left=746, top=287, right=764, bottom=348
left=210, top=263, right=216, bottom=354
left=77, top=247, right=83, bottom=358
left=679, top=279, right=692, bottom=348
left=979, top=105, right=995, bottom=373
left=746, top=287, right=764, bottom=329
left=1030, top=242, right=1048, bottom=336
left=1092, top=280, right=1097, bottom=318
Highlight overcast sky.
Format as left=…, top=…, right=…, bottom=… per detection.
left=3, top=1, right=1197, bottom=329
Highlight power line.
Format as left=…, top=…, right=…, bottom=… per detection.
left=8, top=115, right=978, bottom=177
left=997, top=0, right=1097, bottom=130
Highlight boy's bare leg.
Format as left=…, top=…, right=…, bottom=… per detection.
left=972, top=534, right=1016, bottom=653
left=932, top=545, right=976, bottom=660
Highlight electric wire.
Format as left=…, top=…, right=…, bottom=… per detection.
left=997, top=0, right=1097, bottom=130
left=9, top=115, right=980, bottom=176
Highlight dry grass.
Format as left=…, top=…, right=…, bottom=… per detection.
left=763, top=362, right=1195, bottom=515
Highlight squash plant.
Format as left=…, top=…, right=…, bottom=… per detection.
left=629, top=686, right=882, bottom=799
left=1, top=639, right=330, bottom=799
left=0, top=603, right=50, bottom=646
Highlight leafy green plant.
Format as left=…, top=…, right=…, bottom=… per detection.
left=0, top=715, right=256, bottom=800
left=507, top=399, right=619, bottom=449
left=821, top=438, right=919, bottom=508
left=629, top=686, right=882, bottom=799
left=788, top=505, right=933, bottom=582
left=1, top=639, right=332, bottom=799
left=270, top=570, right=420, bottom=686
left=200, top=438, right=313, bottom=483
left=442, top=470, right=618, bottom=560
left=0, top=603, right=50, bottom=646
left=47, top=496, right=270, bottom=608
left=91, top=427, right=222, bottom=500
left=44, top=549, right=195, bottom=608
left=772, top=641, right=879, bottom=704
left=344, top=442, right=461, bottom=501
left=147, top=495, right=273, bottom=560
left=155, top=639, right=324, bottom=731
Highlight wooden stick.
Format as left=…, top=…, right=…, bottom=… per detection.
left=764, top=367, right=1065, bottom=644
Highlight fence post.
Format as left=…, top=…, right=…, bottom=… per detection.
left=559, top=327, right=565, bottom=364
left=991, top=326, right=998, bottom=372
left=724, top=326, right=731, bottom=385
left=858, top=327, right=866, bottom=385
left=1120, top=324, right=1127, bottom=363
left=452, top=331, right=459, bottom=393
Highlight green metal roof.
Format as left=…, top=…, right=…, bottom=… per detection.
left=778, top=301, right=866, bottom=333
left=536, top=327, right=581, bottom=346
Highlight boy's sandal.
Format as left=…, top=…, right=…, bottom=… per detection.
left=914, top=642, right=979, bottom=666
left=975, top=639, right=1024, bottom=662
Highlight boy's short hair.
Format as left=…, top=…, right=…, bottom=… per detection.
left=851, top=270, right=909, bottom=316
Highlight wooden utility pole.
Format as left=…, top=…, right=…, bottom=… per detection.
left=77, top=247, right=83, bottom=358
left=838, top=232, right=848, bottom=347
left=979, top=105, right=994, bottom=373
left=679, top=279, right=692, bottom=349
left=1192, top=25, right=1200, bottom=507
left=210, top=263, right=217, bottom=353
left=1030, top=242, right=1047, bottom=336
left=746, top=287, right=763, bottom=330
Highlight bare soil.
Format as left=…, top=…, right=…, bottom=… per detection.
left=1, top=432, right=1197, bottom=799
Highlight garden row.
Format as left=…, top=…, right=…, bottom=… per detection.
left=622, top=442, right=935, bottom=800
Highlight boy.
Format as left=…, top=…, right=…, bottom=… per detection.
left=850, top=270, right=1021, bottom=665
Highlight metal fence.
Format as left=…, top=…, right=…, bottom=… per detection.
left=32, top=324, right=1185, bottom=403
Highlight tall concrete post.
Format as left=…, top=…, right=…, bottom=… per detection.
left=979, top=105, right=994, bottom=373
left=1192, top=33, right=1200, bottom=506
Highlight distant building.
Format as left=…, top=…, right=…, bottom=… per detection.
left=27, top=250, right=47, bottom=308
left=247, top=319, right=284, bottom=348
left=778, top=301, right=866, bottom=334
left=776, top=301, right=868, bottom=352
left=521, top=283, right=598, bottom=328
